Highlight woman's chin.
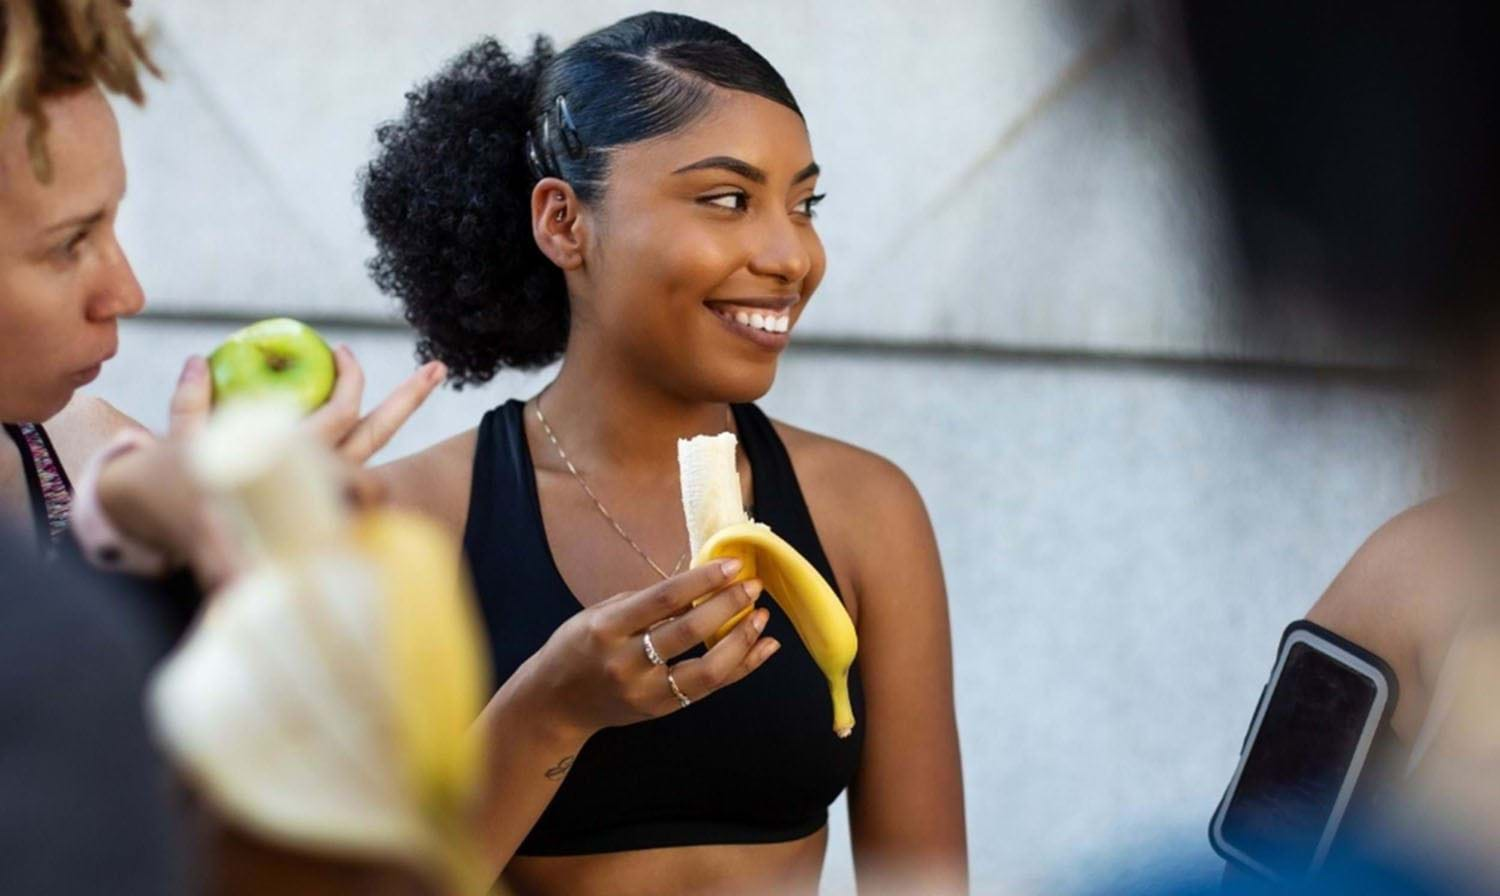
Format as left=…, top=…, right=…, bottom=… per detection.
left=704, top=364, right=778, bottom=406
left=1, top=383, right=74, bottom=425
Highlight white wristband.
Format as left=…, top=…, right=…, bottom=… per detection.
left=70, top=428, right=171, bottom=577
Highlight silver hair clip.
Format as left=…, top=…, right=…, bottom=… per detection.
left=524, top=130, right=546, bottom=180
left=555, top=95, right=585, bottom=159
left=539, top=114, right=563, bottom=178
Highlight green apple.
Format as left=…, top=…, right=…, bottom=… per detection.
left=208, top=317, right=337, bottom=413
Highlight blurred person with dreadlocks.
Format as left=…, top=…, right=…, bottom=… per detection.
left=0, top=0, right=443, bottom=631
left=0, top=2, right=456, bottom=893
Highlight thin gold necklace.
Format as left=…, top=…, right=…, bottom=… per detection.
left=534, top=395, right=735, bottom=581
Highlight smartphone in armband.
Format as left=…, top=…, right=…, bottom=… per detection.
left=1210, top=620, right=1401, bottom=883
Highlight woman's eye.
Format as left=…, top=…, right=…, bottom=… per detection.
left=703, top=192, right=749, bottom=212
left=797, top=193, right=827, bottom=218
left=55, top=231, right=88, bottom=260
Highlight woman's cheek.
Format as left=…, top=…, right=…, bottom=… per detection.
left=802, top=233, right=828, bottom=297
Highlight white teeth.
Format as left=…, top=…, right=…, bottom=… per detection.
left=716, top=305, right=792, bottom=336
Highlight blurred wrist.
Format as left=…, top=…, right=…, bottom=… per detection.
left=75, top=429, right=172, bottom=575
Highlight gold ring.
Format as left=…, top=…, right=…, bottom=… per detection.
left=666, top=669, right=691, bottom=708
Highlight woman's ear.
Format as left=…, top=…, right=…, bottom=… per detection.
left=531, top=178, right=587, bottom=270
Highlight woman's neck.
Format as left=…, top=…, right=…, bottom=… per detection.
left=534, top=353, right=733, bottom=480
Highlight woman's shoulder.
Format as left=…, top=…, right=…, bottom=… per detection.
left=1309, top=497, right=1475, bottom=733
left=1311, top=497, right=1470, bottom=629
left=769, top=418, right=926, bottom=518
left=372, top=427, right=480, bottom=536
left=44, top=395, right=146, bottom=471
left=767, top=417, right=935, bottom=609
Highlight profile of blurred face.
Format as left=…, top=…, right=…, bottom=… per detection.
left=0, top=85, right=144, bottom=424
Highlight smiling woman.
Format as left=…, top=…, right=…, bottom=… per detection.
left=365, top=11, right=967, bottom=896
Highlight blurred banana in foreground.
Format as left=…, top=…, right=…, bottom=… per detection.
left=679, top=431, right=859, bottom=737
left=356, top=508, right=489, bottom=890
left=150, top=398, right=488, bottom=893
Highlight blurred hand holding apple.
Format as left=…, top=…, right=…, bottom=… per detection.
left=93, top=325, right=447, bottom=589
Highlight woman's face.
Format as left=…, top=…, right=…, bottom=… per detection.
left=0, top=87, right=143, bottom=423
left=569, top=88, right=826, bottom=404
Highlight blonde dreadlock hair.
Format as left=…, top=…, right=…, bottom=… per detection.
left=0, top=0, right=156, bottom=183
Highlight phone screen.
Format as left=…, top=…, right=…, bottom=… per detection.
left=1218, top=641, right=1379, bottom=877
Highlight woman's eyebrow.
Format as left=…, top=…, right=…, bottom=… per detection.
left=43, top=208, right=105, bottom=234
left=673, top=156, right=767, bottom=184
left=671, top=157, right=822, bottom=186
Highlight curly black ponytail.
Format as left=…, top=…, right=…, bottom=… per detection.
left=361, top=36, right=564, bottom=381
left=360, top=13, right=800, bottom=385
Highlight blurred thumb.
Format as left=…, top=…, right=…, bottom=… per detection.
left=168, top=355, right=212, bottom=439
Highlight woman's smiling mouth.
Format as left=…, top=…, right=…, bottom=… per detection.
left=705, top=298, right=797, bottom=349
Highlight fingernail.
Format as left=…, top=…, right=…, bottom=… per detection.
left=744, top=579, right=763, bottom=600
left=720, top=559, right=742, bottom=577
left=181, top=355, right=206, bottom=382
left=761, top=640, right=781, bottom=660
left=753, top=609, right=768, bottom=633
left=426, top=362, right=446, bottom=384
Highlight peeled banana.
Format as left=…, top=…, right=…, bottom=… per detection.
left=150, top=399, right=488, bottom=893
left=679, top=430, right=859, bottom=737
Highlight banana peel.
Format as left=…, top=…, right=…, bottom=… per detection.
left=695, top=521, right=858, bottom=738
left=679, top=431, right=858, bottom=738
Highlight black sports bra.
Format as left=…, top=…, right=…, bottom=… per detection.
left=462, top=399, right=864, bottom=855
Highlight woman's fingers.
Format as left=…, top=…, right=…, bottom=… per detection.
left=167, top=355, right=213, bottom=439
left=714, top=633, right=782, bottom=691
left=336, top=361, right=445, bottom=464
left=598, top=559, right=743, bottom=634
left=343, top=467, right=390, bottom=510
left=304, top=345, right=365, bottom=446
left=660, top=607, right=777, bottom=708
left=645, top=579, right=763, bottom=661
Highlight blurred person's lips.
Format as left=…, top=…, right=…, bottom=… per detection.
left=71, top=343, right=117, bottom=383
left=70, top=363, right=103, bottom=385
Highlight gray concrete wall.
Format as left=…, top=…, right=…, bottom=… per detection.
left=98, top=322, right=1433, bottom=893
left=89, top=2, right=1439, bottom=893
left=117, top=0, right=1393, bottom=366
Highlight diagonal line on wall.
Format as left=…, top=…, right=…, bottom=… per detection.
left=143, top=18, right=340, bottom=261
left=851, top=3, right=1135, bottom=294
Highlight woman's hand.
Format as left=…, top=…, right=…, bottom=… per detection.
left=169, top=346, right=446, bottom=463
left=95, top=348, right=444, bottom=588
left=297, top=345, right=446, bottom=465
left=513, top=559, right=781, bottom=739
left=470, top=559, right=783, bottom=871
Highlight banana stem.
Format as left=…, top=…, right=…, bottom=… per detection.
left=828, top=673, right=855, bottom=739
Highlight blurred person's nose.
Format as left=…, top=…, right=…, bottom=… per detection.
left=85, top=233, right=145, bottom=322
